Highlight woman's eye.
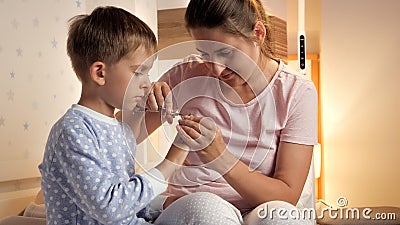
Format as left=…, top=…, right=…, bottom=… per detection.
left=218, top=49, right=233, bottom=58
left=200, top=53, right=210, bottom=59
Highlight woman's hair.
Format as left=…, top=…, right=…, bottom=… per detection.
left=185, top=0, right=274, bottom=59
left=67, top=6, right=157, bottom=82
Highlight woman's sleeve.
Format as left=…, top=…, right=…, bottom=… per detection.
left=280, top=80, right=318, bottom=145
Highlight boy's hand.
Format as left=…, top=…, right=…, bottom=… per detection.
left=146, top=82, right=174, bottom=124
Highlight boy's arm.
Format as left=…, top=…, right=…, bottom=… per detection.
left=137, top=135, right=188, bottom=221
left=120, top=109, right=148, bottom=143
left=140, top=81, right=174, bottom=143
left=154, top=134, right=189, bottom=180
left=49, top=126, right=166, bottom=224
left=117, top=82, right=172, bottom=144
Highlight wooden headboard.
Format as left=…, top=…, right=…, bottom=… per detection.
left=158, top=8, right=288, bottom=61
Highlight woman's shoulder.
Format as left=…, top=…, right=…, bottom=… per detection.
left=265, top=61, right=317, bottom=106
left=273, top=61, right=316, bottom=91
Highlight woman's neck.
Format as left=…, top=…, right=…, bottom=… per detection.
left=222, top=57, right=278, bottom=104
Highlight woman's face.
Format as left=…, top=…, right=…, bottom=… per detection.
left=190, top=26, right=260, bottom=88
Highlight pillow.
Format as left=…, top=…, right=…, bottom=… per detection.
left=22, top=202, right=45, bottom=218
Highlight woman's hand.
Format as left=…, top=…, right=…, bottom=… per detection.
left=176, top=116, right=238, bottom=174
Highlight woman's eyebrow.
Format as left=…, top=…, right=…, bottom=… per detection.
left=195, top=47, right=207, bottom=53
left=215, top=47, right=233, bottom=53
left=196, top=47, right=232, bottom=53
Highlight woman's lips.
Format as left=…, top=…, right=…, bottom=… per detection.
left=220, top=71, right=234, bottom=80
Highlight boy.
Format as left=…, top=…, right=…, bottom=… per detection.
left=39, top=6, right=186, bottom=225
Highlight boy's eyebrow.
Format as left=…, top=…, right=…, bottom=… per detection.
left=129, top=65, right=140, bottom=70
left=130, top=65, right=148, bottom=70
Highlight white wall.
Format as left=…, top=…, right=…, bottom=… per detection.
left=264, top=0, right=287, bottom=20
left=157, top=0, right=189, bottom=10
left=320, top=0, right=400, bottom=207
left=134, top=0, right=158, bottom=37
left=286, top=0, right=321, bottom=55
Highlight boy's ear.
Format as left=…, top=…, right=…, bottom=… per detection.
left=253, top=21, right=266, bottom=46
left=89, top=61, right=106, bottom=86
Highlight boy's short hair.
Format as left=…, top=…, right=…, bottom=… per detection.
left=67, top=6, right=157, bottom=82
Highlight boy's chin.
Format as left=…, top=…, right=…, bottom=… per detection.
left=120, top=101, right=139, bottom=111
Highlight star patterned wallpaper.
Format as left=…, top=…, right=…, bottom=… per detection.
left=0, top=0, right=86, bottom=181
left=0, top=0, right=158, bottom=183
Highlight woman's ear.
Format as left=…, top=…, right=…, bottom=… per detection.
left=89, top=61, right=106, bottom=86
left=253, top=21, right=266, bottom=46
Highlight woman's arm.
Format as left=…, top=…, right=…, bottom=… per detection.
left=177, top=116, right=313, bottom=207
left=223, top=142, right=313, bottom=207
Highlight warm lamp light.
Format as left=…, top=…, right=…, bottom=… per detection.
left=313, top=143, right=321, bottom=179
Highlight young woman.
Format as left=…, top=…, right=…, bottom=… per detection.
left=142, top=0, right=318, bottom=224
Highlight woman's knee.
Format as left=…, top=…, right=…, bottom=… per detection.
left=175, top=192, right=242, bottom=223
left=155, top=192, right=243, bottom=225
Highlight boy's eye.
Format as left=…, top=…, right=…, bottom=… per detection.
left=133, top=72, right=148, bottom=77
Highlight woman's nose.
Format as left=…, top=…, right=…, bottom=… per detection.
left=210, top=62, right=226, bottom=77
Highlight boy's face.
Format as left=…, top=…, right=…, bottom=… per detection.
left=101, top=46, right=152, bottom=110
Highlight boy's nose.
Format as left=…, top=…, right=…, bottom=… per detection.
left=141, top=76, right=151, bottom=89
